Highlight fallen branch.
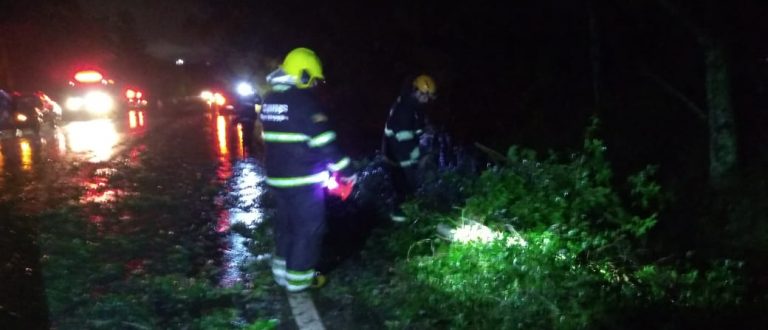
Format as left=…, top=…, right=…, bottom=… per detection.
left=474, top=142, right=509, bottom=164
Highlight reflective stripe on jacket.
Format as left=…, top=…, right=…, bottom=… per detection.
left=261, top=87, right=349, bottom=187
left=383, top=95, right=426, bottom=168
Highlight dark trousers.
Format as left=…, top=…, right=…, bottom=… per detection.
left=240, top=120, right=255, bottom=152
left=389, top=164, right=420, bottom=206
left=271, top=183, right=326, bottom=272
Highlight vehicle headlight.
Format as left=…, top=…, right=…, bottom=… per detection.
left=16, top=114, right=28, bottom=122
left=66, top=97, right=85, bottom=111
left=84, top=91, right=114, bottom=113
left=236, top=82, right=255, bottom=97
left=213, top=93, right=226, bottom=106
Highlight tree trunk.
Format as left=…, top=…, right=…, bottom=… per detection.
left=656, top=0, right=738, bottom=189
left=704, top=43, right=737, bottom=189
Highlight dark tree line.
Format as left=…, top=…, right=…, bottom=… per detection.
left=191, top=1, right=768, bottom=191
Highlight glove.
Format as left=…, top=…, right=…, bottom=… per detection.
left=326, top=172, right=356, bottom=201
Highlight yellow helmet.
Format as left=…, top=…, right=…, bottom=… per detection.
left=281, top=47, right=324, bottom=89
left=413, top=74, right=437, bottom=96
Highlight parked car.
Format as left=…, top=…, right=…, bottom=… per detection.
left=0, top=92, right=44, bottom=135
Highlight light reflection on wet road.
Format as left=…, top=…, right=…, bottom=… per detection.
left=1, top=106, right=266, bottom=326
left=218, top=161, right=265, bottom=287
left=61, top=119, right=120, bottom=163
left=0, top=110, right=147, bottom=180
left=212, top=112, right=266, bottom=288
left=1, top=110, right=148, bottom=328
left=0, top=110, right=149, bottom=210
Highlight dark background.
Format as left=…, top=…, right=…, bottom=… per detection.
left=2, top=0, right=768, bottom=187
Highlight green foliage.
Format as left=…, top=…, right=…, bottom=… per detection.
left=463, top=138, right=658, bottom=261
left=38, top=206, right=250, bottom=329
left=244, top=318, right=279, bottom=330
left=355, top=136, right=746, bottom=329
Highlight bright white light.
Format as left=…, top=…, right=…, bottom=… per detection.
left=324, top=174, right=339, bottom=190
left=444, top=221, right=528, bottom=247
left=65, top=97, right=84, bottom=111
left=175, top=58, right=185, bottom=66
left=452, top=222, right=499, bottom=244
left=232, top=163, right=265, bottom=226
left=74, top=70, right=103, bottom=83
left=213, top=93, right=226, bottom=106
left=236, top=82, right=255, bottom=96
left=129, top=110, right=137, bottom=128
left=51, top=102, right=62, bottom=115
left=56, top=130, right=66, bottom=155
left=200, top=90, right=213, bottom=101
left=84, top=91, right=114, bottom=113
left=16, top=114, right=28, bottom=122
left=219, top=162, right=266, bottom=287
left=64, top=119, right=119, bottom=162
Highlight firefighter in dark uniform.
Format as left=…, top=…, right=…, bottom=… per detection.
left=382, top=74, right=437, bottom=222
left=261, top=47, right=352, bottom=292
left=233, top=82, right=261, bottom=154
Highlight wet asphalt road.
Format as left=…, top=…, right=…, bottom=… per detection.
left=0, top=103, right=265, bottom=328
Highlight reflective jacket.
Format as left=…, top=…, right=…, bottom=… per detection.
left=260, top=87, right=349, bottom=188
left=383, top=94, right=426, bottom=168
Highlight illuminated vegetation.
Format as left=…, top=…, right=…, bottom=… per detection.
left=336, top=132, right=757, bottom=329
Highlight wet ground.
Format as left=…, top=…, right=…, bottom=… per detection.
left=0, top=103, right=278, bottom=328
left=0, top=101, right=390, bottom=329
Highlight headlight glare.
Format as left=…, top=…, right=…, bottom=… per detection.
left=85, top=91, right=114, bottom=113
left=66, top=97, right=84, bottom=111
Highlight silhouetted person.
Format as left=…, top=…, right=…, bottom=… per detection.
left=382, top=74, right=437, bottom=222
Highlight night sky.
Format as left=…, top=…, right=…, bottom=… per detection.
left=2, top=0, right=768, bottom=179
left=78, top=0, right=213, bottom=60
